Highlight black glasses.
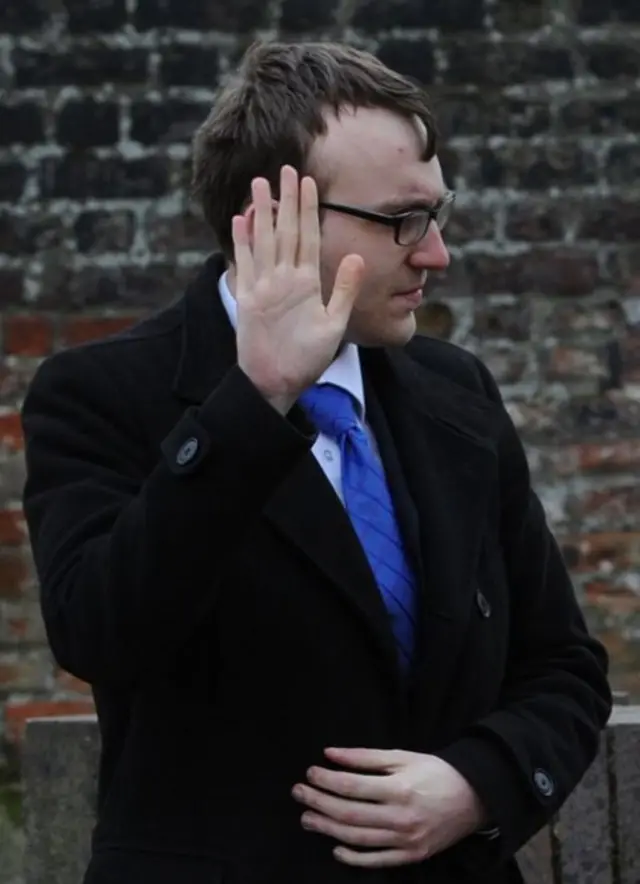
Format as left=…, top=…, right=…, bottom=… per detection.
left=318, top=191, right=455, bottom=246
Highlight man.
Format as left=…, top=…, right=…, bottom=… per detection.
left=21, top=41, right=611, bottom=884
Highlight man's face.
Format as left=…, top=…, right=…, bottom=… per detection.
left=310, top=106, right=451, bottom=348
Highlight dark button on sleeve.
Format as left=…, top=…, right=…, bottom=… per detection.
left=176, top=437, right=199, bottom=466
left=161, top=408, right=211, bottom=476
left=533, top=769, right=555, bottom=799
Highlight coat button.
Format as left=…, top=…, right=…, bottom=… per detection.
left=533, top=769, right=555, bottom=798
left=476, top=590, right=492, bottom=618
left=176, top=437, right=199, bottom=466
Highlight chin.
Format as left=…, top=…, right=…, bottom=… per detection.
left=352, top=314, right=417, bottom=348
left=383, top=313, right=417, bottom=347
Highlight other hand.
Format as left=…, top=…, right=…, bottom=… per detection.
left=292, top=747, right=487, bottom=868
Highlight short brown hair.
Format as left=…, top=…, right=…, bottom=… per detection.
left=192, top=40, right=439, bottom=259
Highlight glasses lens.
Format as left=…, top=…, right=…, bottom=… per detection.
left=398, top=212, right=429, bottom=246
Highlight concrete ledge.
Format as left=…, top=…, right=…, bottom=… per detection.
left=22, top=707, right=640, bottom=884
left=23, top=716, right=99, bottom=884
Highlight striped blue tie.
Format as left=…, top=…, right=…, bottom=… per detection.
left=300, top=383, right=416, bottom=671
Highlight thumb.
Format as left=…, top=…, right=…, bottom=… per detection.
left=327, top=254, right=365, bottom=322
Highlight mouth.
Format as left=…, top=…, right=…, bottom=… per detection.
left=392, top=286, right=425, bottom=307
left=394, top=278, right=427, bottom=295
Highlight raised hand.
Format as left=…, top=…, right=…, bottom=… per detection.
left=233, top=165, right=365, bottom=414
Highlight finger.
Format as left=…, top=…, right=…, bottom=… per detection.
left=302, top=813, right=400, bottom=849
left=275, top=165, right=299, bottom=266
left=334, top=846, right=417, bottom=868
left=251, top=177, right=276, bottom=274
left=324, top=748, right=408, bottom=771
left=231, top=215, right=254, bottom=295
left=305, top=767, right=391, bottom=802
left=326, top=255, right=364, bottom=323
left=297, top=176, right=320, bottom=268
left=294, top=783, right=396, bottom=825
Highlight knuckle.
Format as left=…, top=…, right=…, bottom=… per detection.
left=396, top=784, right=414, bottom=805
left=406, top=827, right=425, bottom=848
left=398, top=808, right=421, bottom=833
left=343, top=807, right=363, bottom=826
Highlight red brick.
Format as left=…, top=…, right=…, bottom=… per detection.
left=0, top=509, right=26, bottom=546
left=605, top=246, right=640, bottom=297
left=0, top=600, right=46, bottom=644
left=561, top=532, right=640, bottom=573
left=0, top=358, right=37, bottom=405
left=0, top=550, right=29, bottom=600
left=0, top=410, right=24, bottom=451
left=145, top=208, right=211, bottom=253
left=473, top=298, right=532, bottom=341
left=416, top=302, right=455, bottom=339
left=3, top=315, right=54, bottom=357
left=584, top=578, right=640, bottom=616
left=544, top=345, right=609, bottom=382
left=508, top=390, right=640, bottom=443
left=579, top=440, right=640, bottom=473
left=519, top=249, right=601, bottom=297
left=584, top=624, right=640, bottom=700
left=0, top=649, right=51, bottom=693
left=55, top=667, right=93, bottom=696
left=505, top=200, right=564, bottom=241
left=5, top=615, right=28, bottom=640
left=567, top=485, right=640, bottom=526
left=538, top=440, right=640, bottom=477
left=60, top=315, right=138, bottom=347
left=481, top=344, right=529, bottom=385
left=4, top=697, right=95, bottom=745
left=621, top=327, right=640, bottom=383
left=542, top=300, right=624, bottom=339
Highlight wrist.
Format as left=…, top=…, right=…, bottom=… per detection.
left=236, top=367, right=299, bottom=416
left=456, top=775, right=489, bottom=834
left=263, top=392, right=298, bottom=416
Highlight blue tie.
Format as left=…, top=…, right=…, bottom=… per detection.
left=300, top=383, right=416, bottom=671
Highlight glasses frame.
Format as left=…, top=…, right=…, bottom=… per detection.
left=318, top=190, right=456, bottom=246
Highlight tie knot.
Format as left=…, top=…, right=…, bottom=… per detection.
left=299, top=383, right=361, bottom=440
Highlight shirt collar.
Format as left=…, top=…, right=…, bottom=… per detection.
left=219, top=270, right=366, bottom=419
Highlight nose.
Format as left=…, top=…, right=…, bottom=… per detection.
left=408, top=222, right=450, bottom=270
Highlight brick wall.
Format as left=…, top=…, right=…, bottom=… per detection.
left=0, top=0, right=639, bottom=765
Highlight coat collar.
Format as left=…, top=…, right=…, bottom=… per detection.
left=172, top=253, right=237, bottom=403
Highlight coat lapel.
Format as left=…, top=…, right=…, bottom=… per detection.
left=262, top=454, right=402, bottom=685
left=360, top=347, right=501, bottom=724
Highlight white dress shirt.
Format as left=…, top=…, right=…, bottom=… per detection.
left=218, top=271, right=371, bottom=503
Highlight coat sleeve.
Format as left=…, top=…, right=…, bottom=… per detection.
left=434, top=354, right=612, bottom=870
left=21, top=346, right=315, bottom=687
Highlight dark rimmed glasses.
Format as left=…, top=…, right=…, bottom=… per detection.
left=318, top=190, right=455, bottom=246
